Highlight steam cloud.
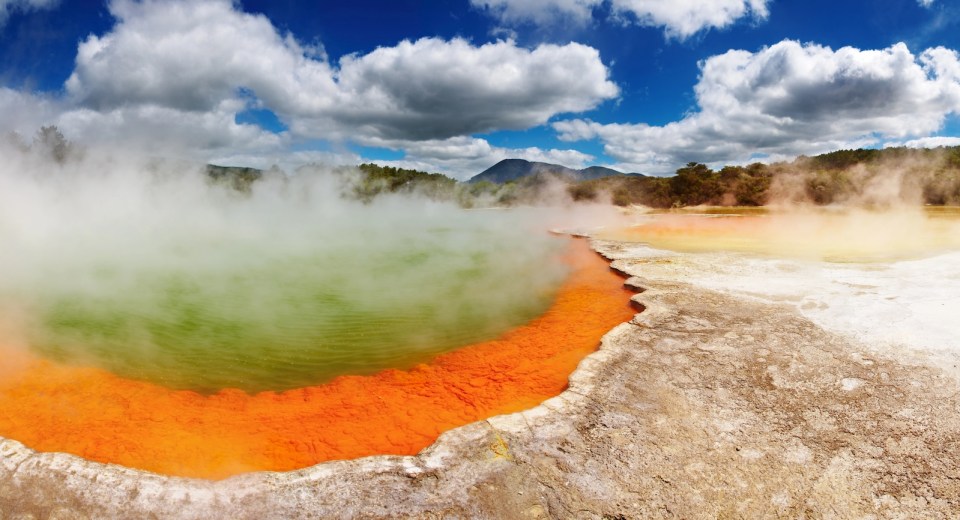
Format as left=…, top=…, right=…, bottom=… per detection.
left=767, top=151, right=960, bottom=209
left=0, top=140, right=583, bottom=392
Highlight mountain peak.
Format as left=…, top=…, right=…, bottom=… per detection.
left=468, top=159, right=639, bottom=184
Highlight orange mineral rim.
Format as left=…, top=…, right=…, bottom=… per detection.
left=0, top=238, right=636, bottom=479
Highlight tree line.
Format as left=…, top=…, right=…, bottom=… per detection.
left=571, top=147, right=960, bottom=207
left=352, top=146, right=960, bottom=208
left=9, top=125, right=960, bottom=208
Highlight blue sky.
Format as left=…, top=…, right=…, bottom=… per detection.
left=1, top=0, right=959, bottom=178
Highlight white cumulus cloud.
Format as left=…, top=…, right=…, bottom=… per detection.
left=470, top=0, right=602, bottom=26
left=555, top=40, right=960, bottom=174
left=57, top=101, right=286, bottom=156
left=316, top=37, right=618, bottom=140
left=53, top=0, right=618, bottom=170
left=0, top=87, right=63, bottom=136
left=66, top=0, right=338, bottom=114
left=472, top=0, right=770, bottom=39
left=611, top=0, right=769, bottom=39
left=893, top=136, right=960, bottom=148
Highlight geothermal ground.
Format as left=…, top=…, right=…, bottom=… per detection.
left=3, top=231, right=960, bottom=518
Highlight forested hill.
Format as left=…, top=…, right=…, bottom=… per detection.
left=207, top=145, right=960, bottom=208
left=468, top=158, right=638, bottom=184
left=569, top=146, right=960, bottom=207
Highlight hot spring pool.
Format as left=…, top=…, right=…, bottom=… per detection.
left=0, top=238, right=634, bottom=479
left=8, top=216, right=566, bottom=393
left=598, top=206, right=960, bottom=262
left=0, top=168, right=639, bottom=478
left=0, top=172, right=567, bottom=393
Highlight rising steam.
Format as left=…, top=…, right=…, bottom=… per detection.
left=0, top=137, right=579, bottom=392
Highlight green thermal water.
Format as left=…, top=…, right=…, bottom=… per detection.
left=4, top=195, right=566, bottom=393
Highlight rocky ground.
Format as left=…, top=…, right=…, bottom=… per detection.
left=3, top=238, right=960, bottom=519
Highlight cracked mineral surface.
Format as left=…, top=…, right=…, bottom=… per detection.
left=3, top=237, right=960, bottom=519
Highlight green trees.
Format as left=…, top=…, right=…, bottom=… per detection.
left=194, top=146, right=960, bottom=209
left=805, top=170, right=854, bottom=204
left=718, top=164, right=771, bottom=206
left=561, top=147, right=960, bottom=208
left=205, top=165, right=263, bottom=193
left=669, top=163, right=723, bottom=206
left=352, top=163, right=458, bottom=202
left=12, top=123, right=955, bottom=209
left=34, top=125, right=76, bottom=164
left=1, top=125, right=80, bottom=164
left=805, top=148, right=882, bottom=170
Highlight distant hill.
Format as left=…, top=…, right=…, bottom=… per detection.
left=205, top=164, right=263, bottom=192
left=468, top=159, right=639, bottom=184
left=579, top=165, right=631, bottom=179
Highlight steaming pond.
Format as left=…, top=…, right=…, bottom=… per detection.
left=1, top=191, right=567, bottom=393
